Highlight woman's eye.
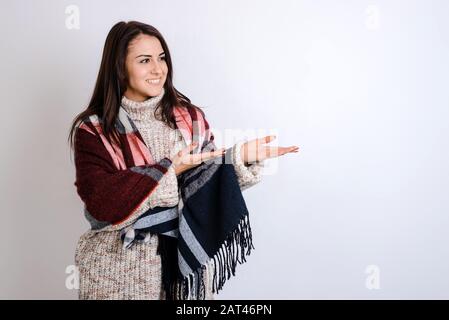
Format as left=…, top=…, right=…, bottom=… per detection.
left=140, top=57, right=165, bottom=63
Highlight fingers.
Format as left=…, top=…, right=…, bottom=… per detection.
left=191, top=148, right=226, bottom=163
left=279, top=146, right=299, bottom=155
left=178, top=141, right=198, bottom=157
left=175, top=142, right=198, bottom=166
left=176, top=141, right=226, bottom=166
left=257, top=135, right=276, bottom=144
left=288, top=146, right=299, bottom=153
left=262, top=146, right=299, bottom=158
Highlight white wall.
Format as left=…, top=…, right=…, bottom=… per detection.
left=1, top=0, right=448, bottom=299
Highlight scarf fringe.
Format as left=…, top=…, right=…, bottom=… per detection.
left=211, top=214, right=255, bottom=295
left=161, top=214, right=254, bottom=300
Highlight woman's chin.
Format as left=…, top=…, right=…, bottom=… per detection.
left=146, top=87, right=163, bottom=97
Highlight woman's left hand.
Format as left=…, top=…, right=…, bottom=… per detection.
left=240, top=135, right=299, bottom=164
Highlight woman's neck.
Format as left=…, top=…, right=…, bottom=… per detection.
left=121, top=87, right=165, bottom=120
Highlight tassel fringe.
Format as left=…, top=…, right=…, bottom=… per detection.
left=159, top=214, right=254, bottom=300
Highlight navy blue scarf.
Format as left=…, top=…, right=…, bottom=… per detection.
left=120, top=150, right=254, bottom=300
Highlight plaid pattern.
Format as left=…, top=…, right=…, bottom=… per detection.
left=120, top=206, right=180, bottom=248
left=74, top=105, right=212, bottom=228
left=74, top=104, right=254, bottom=300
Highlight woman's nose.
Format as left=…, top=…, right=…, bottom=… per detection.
left=150, top=61, right=163, bottom=74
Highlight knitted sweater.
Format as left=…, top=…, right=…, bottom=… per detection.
left=74, top=90, right=264, bottom=300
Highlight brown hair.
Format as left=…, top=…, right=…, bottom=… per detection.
left=67, top=20, right=202, bottom=150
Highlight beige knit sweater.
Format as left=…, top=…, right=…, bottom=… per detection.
left=75, top=89, right=264, bottom=300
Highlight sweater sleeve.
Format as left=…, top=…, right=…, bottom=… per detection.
left=145, top=164, right=179, bottom=208
left=74, top=127, right=175, bottom=231
left=137, top=130, right=183, bottom=210
left=230, top=140, right=264, bottom=191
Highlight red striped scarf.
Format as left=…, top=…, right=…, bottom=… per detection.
left=74, top=104, right=213, bottom=228
left=73, top=104, right=254, bottom=300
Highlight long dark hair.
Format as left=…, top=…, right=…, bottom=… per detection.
left=68, top=21, right=202, bottom=150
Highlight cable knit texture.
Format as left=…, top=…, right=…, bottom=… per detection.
left=75, top=87, right=264, bottom=300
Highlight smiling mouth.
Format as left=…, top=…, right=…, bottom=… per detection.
left=146, top=79, right=161, bottom=85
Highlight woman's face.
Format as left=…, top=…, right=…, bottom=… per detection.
left=124, top=34, right=168, bottom=101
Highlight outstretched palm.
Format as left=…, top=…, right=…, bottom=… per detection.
left=241, top=135, right=299, bottom=164
left=172, top=136, right=299, bottom=176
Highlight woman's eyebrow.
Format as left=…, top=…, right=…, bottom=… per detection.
left=135, top=52, right=165, bottom=59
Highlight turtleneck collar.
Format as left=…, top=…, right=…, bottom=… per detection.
left=121, top=87, right=165, bottom=121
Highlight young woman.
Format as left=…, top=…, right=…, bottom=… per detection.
left=68, top=21, right=299, bottom=300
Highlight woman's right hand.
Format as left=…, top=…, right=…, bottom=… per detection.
left=172, top=142, right=226, bottom=176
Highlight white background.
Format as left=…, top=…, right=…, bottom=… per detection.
left=1, top=0, right=448, bottom=299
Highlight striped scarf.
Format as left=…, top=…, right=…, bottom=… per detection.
left=74, top=103, right=254, bottom=300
